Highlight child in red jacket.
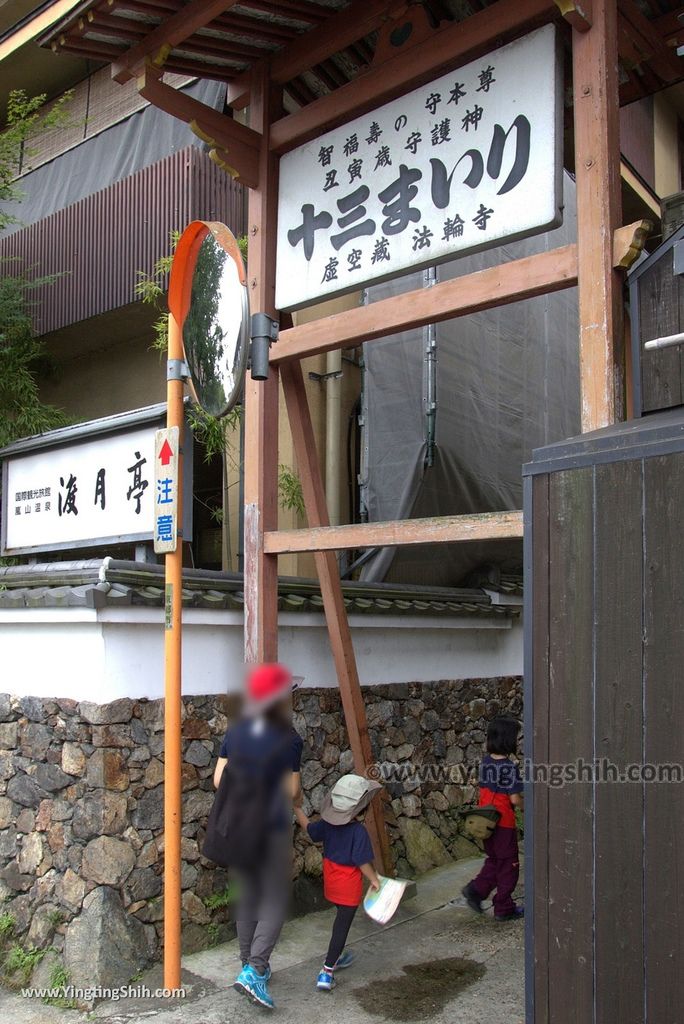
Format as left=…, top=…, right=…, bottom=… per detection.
left=462, top=715, right=524, bottom=921
left=295, top=774, right=381, bottom=990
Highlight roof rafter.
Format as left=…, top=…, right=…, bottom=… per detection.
left=111, top=0, right=242, bottom=83
left=226, top=0, right=401, bottom=110
left=617, top=0, right=682, bottom=82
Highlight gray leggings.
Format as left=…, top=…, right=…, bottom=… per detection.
left=235, top=830, right=290, bottom=973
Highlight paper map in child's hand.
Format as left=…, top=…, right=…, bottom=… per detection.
left=363, top=875, right=410, bottom=924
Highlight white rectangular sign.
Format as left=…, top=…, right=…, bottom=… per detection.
left=3, top=426, right=156, bottom=555
left=153, top=427, right=179, bottom=554
left=276, top=25, right=562, bottom=311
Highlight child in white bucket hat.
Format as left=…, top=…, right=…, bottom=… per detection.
left=295, top=773, right=382, bottom=991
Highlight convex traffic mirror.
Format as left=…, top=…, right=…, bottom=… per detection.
left=168, top=221, right=249, bottom=417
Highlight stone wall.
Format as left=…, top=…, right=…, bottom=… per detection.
left=0, top=677, right=521, bottom=990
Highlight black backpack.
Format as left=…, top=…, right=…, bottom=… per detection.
left=202, top=730, right=292, bottom=870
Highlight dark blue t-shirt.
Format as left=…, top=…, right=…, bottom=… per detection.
left=218, top=718, right=303, bottom=827
left=219, top=718, right=303, bottom=776
left=479, top=754, right=523, bottom=794
left=306, top=819, right=374, bottom=867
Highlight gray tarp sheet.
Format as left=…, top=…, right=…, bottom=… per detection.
left=2, top=79, right=225, bottom=236
left=361, top=171, right=579, bottom=586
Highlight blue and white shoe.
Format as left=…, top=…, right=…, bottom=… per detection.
left=316, top=968, right=336, bottom=991
left=334, top=950, right=355, bottom=970
left=244, top=969, right=275, bottom=1009
left=234, top=964, right=256, bottom=998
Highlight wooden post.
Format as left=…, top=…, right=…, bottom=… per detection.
left=243, top=65, right=280, bottom=663
left=281, top=360, right=392, bottom=875
left=163, top=311, right=184, bottom=990
left=572, top=0, right=624, bottom=431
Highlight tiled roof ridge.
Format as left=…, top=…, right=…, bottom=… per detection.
left=0, top=559, right=519, bottom=618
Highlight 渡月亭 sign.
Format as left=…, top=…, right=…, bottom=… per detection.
left=153, top=427, right=180, bottom=554
left=276, top=24, right=562, bottom=310
left=1, top=408, right=193, bottom=556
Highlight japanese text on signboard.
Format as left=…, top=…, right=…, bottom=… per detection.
left=276, top=25, right=561, bottom=310
left=3, top=427, right=156, bottom=554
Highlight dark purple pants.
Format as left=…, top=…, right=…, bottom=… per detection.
left=469, top=826, right=519, bottom=917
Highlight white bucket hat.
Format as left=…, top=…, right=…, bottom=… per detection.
left=320, top=773, right=383, bottom=825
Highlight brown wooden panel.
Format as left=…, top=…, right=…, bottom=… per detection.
left=547, top=467, right=594, bottom=1024
left=594, top=459, right=644, bottom=1024
left=643, top=452, right=684, bottom=1024
left=532, top=473, right=550, bottom=1024
left=639, top=257, right=683, bottom=413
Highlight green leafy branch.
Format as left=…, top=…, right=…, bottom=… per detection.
left=278, top=464, right=305, bottom=518
left=0, top=264, right=69, bottom=448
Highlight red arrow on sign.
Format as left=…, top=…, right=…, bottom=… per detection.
left=159, top=439, right=174, bottom=466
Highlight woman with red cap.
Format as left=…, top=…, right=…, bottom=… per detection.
left=212, top=663, right=303, bottom=1010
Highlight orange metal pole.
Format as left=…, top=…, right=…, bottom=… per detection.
left=163, top=310, right=184, bottom=990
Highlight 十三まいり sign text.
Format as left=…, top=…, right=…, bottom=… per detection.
left=275, top=25, right=562, bottom=311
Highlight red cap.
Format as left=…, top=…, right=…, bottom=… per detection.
left=246, top=663, right=294, bottom=708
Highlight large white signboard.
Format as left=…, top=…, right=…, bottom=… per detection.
left=276, top=25, right=562, bottom=311
left=4, top=426, right=159, bottom=555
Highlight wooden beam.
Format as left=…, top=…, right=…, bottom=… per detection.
left=613, top=218, right=652, bottom=270
left=280, top=359, right=392, bottom=875
left=554, top=0, right=592, bottom=32
left=573, top=0, right=624, bottom=431
left=112, top=0, right=241, bottom=83
left=654, top=8, right=684, bottom=45
left=617, top=0, right=682, bottom=82
left=240, top=0, right=328, bottom=24
left=137, top=68, right=260, bottom=188
left=264, top=511, right=524, bottom=554
left=272, top=244, right=578, bottom=363
left=226, top=0, right=400, bottom=110
left=268, top=0, right=556, bottom=153
left=243, top=65, right=281, bottom=664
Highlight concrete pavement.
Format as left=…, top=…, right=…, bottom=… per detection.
left=0, top=856, right=524, bottom=1024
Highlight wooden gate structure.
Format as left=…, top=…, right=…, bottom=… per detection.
left=38, top=0, right=683, bottom=1009
left=524, top=409, right=684, bottom=1024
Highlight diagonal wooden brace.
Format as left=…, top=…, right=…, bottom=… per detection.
left=280, top=359, right=393, bottom=875
left=137, top=67, right=261, bottom=188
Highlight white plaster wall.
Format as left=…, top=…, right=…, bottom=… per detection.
left=0, top=607, right=523, bottom=702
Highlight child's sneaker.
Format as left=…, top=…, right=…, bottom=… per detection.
left=334, top=949, right=355, bottom=970
left=244, top=969, right=275, bottom=1009
left=495, top=905, right=524, bottom=922
left=317, top=968, right=336, bottom=991
left=234, top=964, right=256, bottom=998
left=461, top=884, right=483, bottom=913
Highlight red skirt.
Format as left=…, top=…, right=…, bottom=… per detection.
left=323, top=857, right=363, bottom=906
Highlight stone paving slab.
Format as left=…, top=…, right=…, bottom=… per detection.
left=0, top=857, right=524, bottom=1024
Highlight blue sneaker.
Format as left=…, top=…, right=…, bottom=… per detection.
left=317, top=968, right=336, bottom=991
left=334, top=950, right=355, bottom=970
left=244, top=969, right=275, bottom=1009
left=234, top=964, right=256, bottom=998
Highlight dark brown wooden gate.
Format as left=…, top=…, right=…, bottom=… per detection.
left=524, top=407, right=684, bottom=1024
